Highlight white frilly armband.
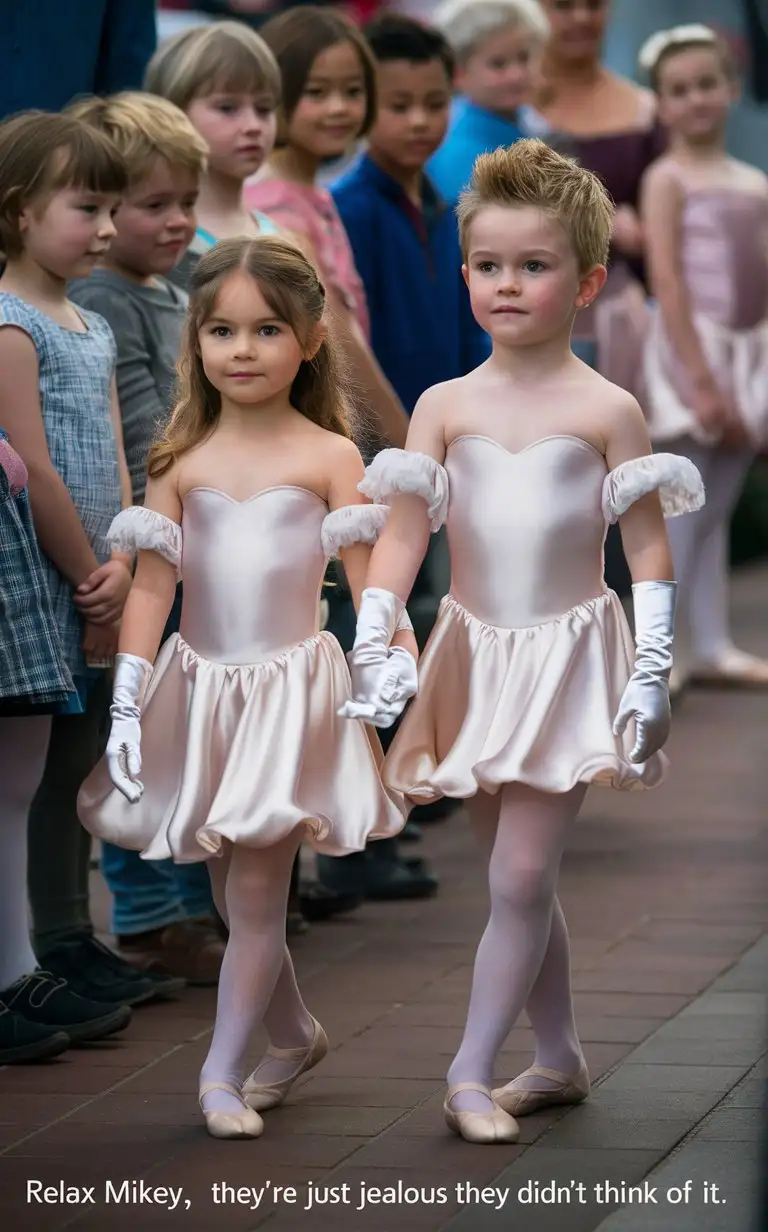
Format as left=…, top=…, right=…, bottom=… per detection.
left=320, top=503, right=390, bottom=559
left=602, top=453, right=705, bottom=524
left=357, top=448, right=449, bottom=532
left=107, top=506, right=183, bottom=579
left=320, top=504, right=414, bottom=632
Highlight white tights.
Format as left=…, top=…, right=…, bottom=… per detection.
left=447, top=782, right=586, bottom=1113
left=665, top=439, right=753, bottom=664
left=0, top=716, right=51, bottom=990
left=202, top=833, right=314, bottom=1114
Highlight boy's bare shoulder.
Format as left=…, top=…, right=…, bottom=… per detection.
left=575, top=367, right=646, bottom=442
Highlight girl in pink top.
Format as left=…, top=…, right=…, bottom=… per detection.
left=246, top=6, right=409, bottom=447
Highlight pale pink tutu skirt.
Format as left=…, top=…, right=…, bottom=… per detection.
left=78, top=631, right=405, bottom=862
left=384, top=591, right=668, bottom=802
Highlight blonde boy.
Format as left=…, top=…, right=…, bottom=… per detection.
left=68, top=94, right=224, bottom=985
left=427, top=0, right=550, bottom=207
left=68, top=92, right=207, bottom=503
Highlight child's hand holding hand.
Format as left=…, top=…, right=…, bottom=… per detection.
left=83, top=620, right=118, bottom=667
left=75, top=559, right=132, bottom=625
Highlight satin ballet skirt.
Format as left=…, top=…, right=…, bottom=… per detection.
left=359, top=439, right=704, bottom=803
left=644, top=187, right=768, bottom=449
left=77, top=489, right=404, bottom=862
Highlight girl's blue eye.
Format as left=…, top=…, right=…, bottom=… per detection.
left=260, top=325, right=280, bottom=337
left=524, top=261, right=545, bottom=273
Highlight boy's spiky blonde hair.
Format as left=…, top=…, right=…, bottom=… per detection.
left=457, top=138, right=614, bottom=272
left=67, top=92, right=208, bottom=185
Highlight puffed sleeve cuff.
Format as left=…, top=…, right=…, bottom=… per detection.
left=107, top=506, right=182, bottom=579
left=602, top=453, right=705, bottom=524
left=357, top=448, right=449, bottom=531
left=320, top=503, right=390, bottom=560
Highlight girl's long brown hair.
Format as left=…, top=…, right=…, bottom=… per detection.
left=148, top=235, right=353, bottom=478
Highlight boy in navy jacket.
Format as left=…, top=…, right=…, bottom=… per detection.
left=332, top=13, right=490, bottom=417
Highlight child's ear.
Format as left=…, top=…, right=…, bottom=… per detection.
left=305, top=320, right=327, bottom=361
left=461, top=263, right=469, bottom=288
left=575, top=264, right=607, bottom=310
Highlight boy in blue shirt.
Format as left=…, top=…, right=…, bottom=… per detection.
left=325, top=14, right=485, bottom=900
left=427, top=0, right=550, bottom=208
left=332, top=13, right=490, bottom=419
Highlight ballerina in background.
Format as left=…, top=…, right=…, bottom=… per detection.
left=639, top=24, right=768, bottom=689
left=340, top=139, right=704, bottom=1143
left=78, top=235, right=409, bottom=1139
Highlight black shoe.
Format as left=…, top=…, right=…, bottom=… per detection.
left=399, top=820, right=423, bottom=842
left=0, top=1000, right=70, bottom=1064
left=0, top=972, right=130, bottom=1043
left=287, top=910, right=309, bottom=937
left=37, top=934, right=165, bottom=1007
left=365, top=860, right=439, bottom=901
left=299, top=881, right=361, bottom=921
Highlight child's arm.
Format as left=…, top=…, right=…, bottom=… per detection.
left=326, top=292, right=410, bottom=448
left=640, top=161, right=737, bottom=440
left=604, top=394, right=673, bottom=583
left=110, top=377, right=134, bottom=511
left=325, top=437, right=418, bottom=662
left=116, top=469, right=181, bottom=664
left=338, top=388, right=449, bottom=725
left=73, top=378, right=133, bottom=625
left=102, top=467, right=181, bottom=803
left=603, top=392, right=702, bottom=764
left=0, top=326, right=102, bottom=586
left=362, top=386, right=448, bottom=601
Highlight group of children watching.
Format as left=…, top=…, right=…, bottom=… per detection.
left=0, top=0, right=550, bottom=1063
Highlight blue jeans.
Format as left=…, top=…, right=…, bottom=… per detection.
left=99, top=584, right=215, bottom=935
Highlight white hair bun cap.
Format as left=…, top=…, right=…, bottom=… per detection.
left=638, top=24, right=717, bottom=74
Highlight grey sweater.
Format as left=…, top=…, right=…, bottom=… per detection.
left=69, top=270, right=187, bottom=502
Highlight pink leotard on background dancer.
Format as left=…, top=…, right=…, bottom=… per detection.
left=639, top=23, right=768, bottom=690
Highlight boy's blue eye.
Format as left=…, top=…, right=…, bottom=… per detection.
left=524, top=261, right=545, bottom=273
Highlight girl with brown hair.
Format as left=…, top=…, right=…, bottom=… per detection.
left=78, top=234, right=410, bottom=1138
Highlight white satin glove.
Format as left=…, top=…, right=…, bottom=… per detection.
left=106, top=653, right=153, bottom=803
left=614, top=581, right=676, bottom=763
left=337, top=588, right=418, bottom=727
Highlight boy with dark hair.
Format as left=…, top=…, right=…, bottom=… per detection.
left=333, top=13, right=489, bottom=419
left=320, top=14, right=486, bottom=902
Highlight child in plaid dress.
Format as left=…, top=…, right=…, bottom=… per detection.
left=0, top=432, right=130, bottom=1064
left=0, top=110, right=158, bottom=1026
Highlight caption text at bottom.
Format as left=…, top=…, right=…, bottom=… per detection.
left=27, top=1178, right=727, bottom=1213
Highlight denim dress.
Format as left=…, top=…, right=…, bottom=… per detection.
left=0, top=294, right=122, bottom=700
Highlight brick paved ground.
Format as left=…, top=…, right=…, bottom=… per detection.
left=1, top=567, right=767, bottom=1232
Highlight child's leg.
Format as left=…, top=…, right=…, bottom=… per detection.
left=208, top=841, right=314, bottom=1084
left=447, top=781, right=586, bottom=1113
left=687, top=447, right=755, bottom=665
left=466, top=790, right=583, bottom=1087
left=199, top=833, right=304, bottom=1115
left=0, top=716, right=51, bottom=989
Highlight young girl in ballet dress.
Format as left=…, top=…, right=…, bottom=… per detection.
left=77, top=235, right=410, bottom=1139
left=340, top=139, right=705, bottom=1144
left=639, top=25, right=768, bottom=689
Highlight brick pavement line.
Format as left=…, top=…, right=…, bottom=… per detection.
left=592, top=1056, right=767, bottom=1232
left=438, top=937, right=768, bottom=1232
left=0, top=1038, right=203, bottom=1157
